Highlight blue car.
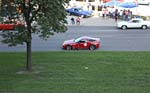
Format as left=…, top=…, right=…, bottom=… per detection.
left=66, top=8, right=93, bottom=18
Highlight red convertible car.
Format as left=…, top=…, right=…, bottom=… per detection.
left=62, top=36, right=100, bottom=50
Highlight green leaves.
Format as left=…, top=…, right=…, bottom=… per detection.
left=1, top=0, right=67, bottom=45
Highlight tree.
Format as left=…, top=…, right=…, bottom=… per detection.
left=1, top=0, right=68, bottom=71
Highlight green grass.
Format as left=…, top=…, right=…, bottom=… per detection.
left=0, top=51, right=150, bottom=93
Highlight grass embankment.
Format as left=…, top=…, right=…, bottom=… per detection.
left=0, top=51, right=150, bottom=93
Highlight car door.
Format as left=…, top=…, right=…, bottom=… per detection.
left=73, top=8, right=80, bottom=16
left=128, top=20, right=140, bottom=28
left=77, top=40, right=88, bottom=49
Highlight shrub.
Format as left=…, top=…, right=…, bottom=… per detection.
left=141, top=16, right=147, bottom=20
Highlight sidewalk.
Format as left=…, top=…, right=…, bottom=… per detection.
left=67, top=16, right=118, bottom=26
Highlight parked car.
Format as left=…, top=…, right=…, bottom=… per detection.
left=0, top=24, right=15, bottom=30
left=62, top=36, right=100, bottom=50
left=66, top=7, right=93, bottom=18
left=117, top=18, right=150, bottom=30
left=0, top=19, right=25, bottom=31
left=138, top=0, right=150, bottom=5
left=0, top=23, right=26, bottom=31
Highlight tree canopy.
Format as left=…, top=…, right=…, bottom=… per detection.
left=1, top=0, right=67, bottom=45
left=0, top=0, right=68, bottom=71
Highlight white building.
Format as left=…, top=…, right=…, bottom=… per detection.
left=69, top=0, right=102, bottom=11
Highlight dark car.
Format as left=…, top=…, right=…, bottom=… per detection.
left=62, top=36, right=100, bottom=50
left=66, top=8, right=93, bottom=18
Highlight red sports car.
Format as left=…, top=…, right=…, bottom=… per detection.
left=62, top=36, right=100, bottom=50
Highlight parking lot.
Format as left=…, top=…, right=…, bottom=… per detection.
left=67, top=4, right=150, bottom=26
left=67, top=15, right=117, bottom=26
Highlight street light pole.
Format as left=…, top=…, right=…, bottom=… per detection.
left=114, top=0, right=116, bottom=9
left=94, top=0, right=99, bottom=17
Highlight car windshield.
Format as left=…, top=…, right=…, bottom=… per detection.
left=78, top=8, right=83, bottom=12
left=74, top=37, right=82, bottom=43
left=129, top=20, right=133, bottom=23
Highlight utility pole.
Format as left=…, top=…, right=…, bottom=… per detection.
left=94, top=0, right=99, bottom=17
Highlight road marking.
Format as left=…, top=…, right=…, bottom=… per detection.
left=92, top=30, right=119, bottom=32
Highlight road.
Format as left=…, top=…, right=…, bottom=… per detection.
left=0, top=26, right=150, bottom=52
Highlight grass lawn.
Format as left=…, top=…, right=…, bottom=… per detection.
left=0, top=51, right=150, bottom=93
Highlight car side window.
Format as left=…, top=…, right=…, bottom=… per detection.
left=132, top=20, right=139, bottom=23
left=79, top=40, right=86, bottom=43
left=137, top=20, right=141, bottom=23
left=74, top=9, right=79, bottom=12
left=89, top=39, right=95, bottom=42
left=132, top=20, right=140, bottom=23
left=132, top=20, right=136, bottom=23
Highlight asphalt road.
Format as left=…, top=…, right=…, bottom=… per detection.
left=0, top=26, right=150, bottom=52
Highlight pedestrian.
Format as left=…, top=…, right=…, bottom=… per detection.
left=125, top=10, right=129, bottom=21
left=102, top=9, right=105, bottom=18
left=119, top=10, right=123, bottom=20
left=128, top=10, right=132, bottom=20
left=114, top=9, right=118, bottom=22
left=102, top=8, right=107, bottom=18
left=122, top=9, right=126, bottom=21
left=76, top=16, right=80, bottom=25
left=115, top=13, right=118, bottom=22
left=70, top=17, right=75, bottom=24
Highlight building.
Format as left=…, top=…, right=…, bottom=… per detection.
left=69, top=0, right=124, bottom=11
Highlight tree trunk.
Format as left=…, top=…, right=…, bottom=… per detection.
left=26, top=40, right=32, bottom=71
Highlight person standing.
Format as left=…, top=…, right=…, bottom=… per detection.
left=102, top=8, right=107, bottom=18
left=76, top=16, right=80, bottom=25
left=125, top=10, right=129, bottom=21
left=70, top=17, right=75, bottom=24
left=114, top=9, right=118, bottom=22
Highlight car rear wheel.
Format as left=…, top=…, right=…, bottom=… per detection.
left=142, top=25, right=147, bottom=29
left=66, top=45, right=72, bottom=50
left=67, top=12, right=71, bottom=16
left=89, top=45, right=96, bottom=50
left=121, top=25, right=127, bottom=30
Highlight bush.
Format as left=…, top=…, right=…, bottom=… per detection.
left=141, top=16, right=147, bottom=20
left=0, top=16, right=3, bottom=23
left=132, top=15, right=150, bottom=21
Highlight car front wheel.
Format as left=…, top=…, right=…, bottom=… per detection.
left=121, top=25, right=127, bottom=30
left=89, top=45, right=96, bottom=50
left=66, top=45, right=72, bottom=50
